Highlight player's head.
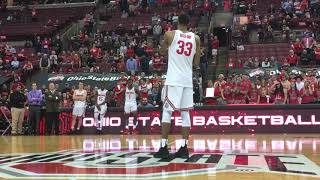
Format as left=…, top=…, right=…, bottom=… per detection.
left=178, top=14, right=190, bottom=27
left=78, top=82, right=84, bottom=90
left=127, top=78, right=133, bottom=87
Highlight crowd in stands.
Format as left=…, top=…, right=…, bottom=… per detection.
left=231, top=0, right=320, bottom=44
left=0, top=0, right=208, bottom=112
left=207, top=68, right=320, bottom=105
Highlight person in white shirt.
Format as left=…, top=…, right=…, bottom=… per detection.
left=71, top=82, right=87, bottom=133
left=11, top=57, right=19, bottom=69
left=154, top=14, right=201, bottom=159
left=261, top=58, right=271, bottom=68
left=123, top=78, right=140, bottom=134
left=94, top=87, right=108, bottom=132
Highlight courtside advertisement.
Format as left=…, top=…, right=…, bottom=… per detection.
left=57, top=108, right=320, bottom=134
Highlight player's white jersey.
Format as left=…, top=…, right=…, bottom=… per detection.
left=97, top=89, right=108, bottom=105
left=74, top=89, right=86, bottom=107
left=165, top=30, right=196, bottom=88
left=125, top=87, right=137, bottom=104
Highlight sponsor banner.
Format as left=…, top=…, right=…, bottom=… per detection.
left=56, top=107, right=320, bottom=134
left=48, top=73, right=166, bottom=89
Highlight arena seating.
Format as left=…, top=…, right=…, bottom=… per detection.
left=0, top=6, right=94, bottom=41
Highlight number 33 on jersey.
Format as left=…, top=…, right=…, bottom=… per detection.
left=165, top=30, right=197, bottom=88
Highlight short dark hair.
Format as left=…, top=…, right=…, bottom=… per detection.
left=178, top=14, right=190, bottom=26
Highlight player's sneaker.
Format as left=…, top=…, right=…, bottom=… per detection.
left=153, top=145, right=170, bottom=159
left=174, top=145, right=189, bottom=159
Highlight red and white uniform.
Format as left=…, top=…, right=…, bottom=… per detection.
left=124, top=87, right=138, bottom=114
left=94, top=89, right=108, bottom=114
left=72, top=90, right=87, bottom=117
left=163, top=30, right=196, bottom=111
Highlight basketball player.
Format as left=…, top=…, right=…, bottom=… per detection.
left=71, top=82, right=87, bottom=133
left=123, top=78, right=139, bottom=134
left=154, top=14, right=201, bottom=159
left=94, top=86, right=108, bottom=132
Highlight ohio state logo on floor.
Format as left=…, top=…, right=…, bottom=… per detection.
left=0, top=149, right=319, bottom=179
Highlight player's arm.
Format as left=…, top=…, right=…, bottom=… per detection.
left=99, top=91, right=109, bottom=106
left=159, top=31, right=171, bottom=56
left=94, top=90, right=99, bottom=106
left=135, top=88, right=140, bottom=99
left=72, top=92, right=78, bottom=101
left=81, top=90, right=87, bottom=101
left=193, top=35, right=201, bottom=68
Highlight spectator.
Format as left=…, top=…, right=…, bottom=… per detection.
left=153, top=22, right=162, bottom=44
left=152, top=52, right=162, bottom=71
left=211, top=36, right=219, bottom=58
left=287, top=50, right=299, bottom=66
left=45, top=83, right=61, bottom=135
left=291, top=38, right=304, bottom=55
left=140, top=55, right=150, bottom=73
left=261, top=58, right=271, bottom=68
left=27, top=83, right=43, bottom=135
left=270, top=81, right=287, bottom=104
left=11, top=57, right=19, bottom=69
left=300, top=49, right=311, bottom=65
left=301, top=81, right=315, bottom=104
left=49, top=51, right=58, bottom=72
left=126, top=56, right=138, bottom=72
left=9, top=84, right=27, bottom=135
left=138, top=97, right=154, bottom=108
left=213, top=74, right=226, bottom=104
left=40, top=54, right=50, bottom=72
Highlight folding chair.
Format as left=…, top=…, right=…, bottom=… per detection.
left=0, top=106, right=12, bottom=136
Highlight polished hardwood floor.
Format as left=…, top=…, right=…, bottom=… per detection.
left=0, top=134, right=320, bottom=180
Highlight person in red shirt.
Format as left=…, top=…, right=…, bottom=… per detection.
left=118, top=72, right=128, bottom=86
left=138, top=78, right=149, bottom=99
left=286, top=49, right=299, bottom=66
left=211, top=36, right=219, bottom=57
left=144, top=43, right=153, bottom=56
left=152, top=52, right=162, bottom=72
left=223, top=80, right=234, bottom=104
left=203, top=0, right=212, bottom=18
left=114, top=81, right=126, bottom=107
left=42, top=37, right=50, bottom=54
left=165, top=22, right=174, bottom=32
left=71, top=53, right=81, bottom=68
left=223, top=0, right=231, bottom=11
left=248, top=83, right=259, bottom=104
left=291, top=39, right=303, bottom=55
left=90, top=44, right=102, bottom=59
left=117, top=58, right=126, bottom=72
left=301, top=81, right=315, bottom=104
left=288, top=82, right=299, bottom=104
left=127, top=46, right=135, bottom=59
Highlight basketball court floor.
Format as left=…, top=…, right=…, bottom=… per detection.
left=0, top=134, right=320, bottom=180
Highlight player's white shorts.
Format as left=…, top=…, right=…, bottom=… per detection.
left=124, top=103, right=138, bottom=114
left=94, top=104, right=107, bottom=115
left=162, top=85, right=194, bottom=111
left=212, top=49, right=218, bottom=56
left=72, top=105, right=86, bottom=117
